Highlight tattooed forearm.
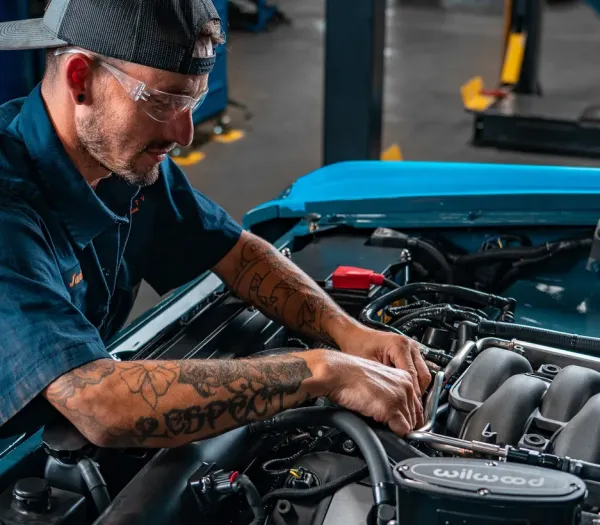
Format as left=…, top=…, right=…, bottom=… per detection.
left=45, top=360, right=116, bottom=408
left=218, top=233, right=351, bottom=346
left=43, top=354, right=319, bottom=449
left=178, top=357, right=312, bottom=425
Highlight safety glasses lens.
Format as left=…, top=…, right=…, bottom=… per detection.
left=142, top=91, right=209, bottom=122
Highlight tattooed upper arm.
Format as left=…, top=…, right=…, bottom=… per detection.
left=213, top=232, right=346, bottom=347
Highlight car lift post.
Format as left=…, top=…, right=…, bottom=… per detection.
left=322, top=0, right=386, bottom=166
left=510, top=0, right=542, bottom=96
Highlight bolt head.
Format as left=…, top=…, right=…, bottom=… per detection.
left=401, top=465, right=409, bottom=471
left=342, top=439, right=355, bottom=453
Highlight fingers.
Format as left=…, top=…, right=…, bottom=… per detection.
left=414, top=391, right=424, bottom=428
left=412, top=344, right=433, bottom=394
left=389, top=347, right=422, bottom=399
left=392, top=378, right=421, bottom=433
left=388, top=412, right=411, bottom=437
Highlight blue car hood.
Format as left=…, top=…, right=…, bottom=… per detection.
left=243, top=161, right=600, bottom=229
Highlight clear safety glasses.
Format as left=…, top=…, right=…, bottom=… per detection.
left=54, top=48, right=209, bottom=123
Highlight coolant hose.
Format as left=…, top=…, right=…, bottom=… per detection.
left=360, top=283, right=514, bottom=329
left=248, top=407, right=394, bottom=505
left=478, top=321, right=600, bottom=354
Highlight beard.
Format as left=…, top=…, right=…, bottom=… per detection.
left=75, top=103, right=165, bottom=188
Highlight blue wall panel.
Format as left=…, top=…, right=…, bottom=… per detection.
left=0, top=1, right=37, bottom=105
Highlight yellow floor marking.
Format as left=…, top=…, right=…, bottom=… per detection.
left=461, top=76, right=495, bottom=112
left=381, top=144, right=403, bottom=161
left=212, top=129, right=245, bottom=144
left=172, top=151, right=206, bottom=167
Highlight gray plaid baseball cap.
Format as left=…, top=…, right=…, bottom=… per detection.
left=0, top=0, right=221, bottom=75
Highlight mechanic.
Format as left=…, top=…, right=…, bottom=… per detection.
left=0, top=0, right=430, bottom=448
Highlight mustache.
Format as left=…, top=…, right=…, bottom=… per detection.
left=141, top=142, right=177, bottom=153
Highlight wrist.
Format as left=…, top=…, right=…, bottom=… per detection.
left=328, top=316, right=370, bottom=351
left=332, top=322, right=375, bottom=354
left=294, top=349, right=344, bottom=398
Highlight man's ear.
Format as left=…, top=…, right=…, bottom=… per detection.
left=64, top=54, right=94, bottom=105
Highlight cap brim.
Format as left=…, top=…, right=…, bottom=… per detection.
left=0, top=18, right=67, bottom=51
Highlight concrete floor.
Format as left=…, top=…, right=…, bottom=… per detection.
left=128, top=0, right=600, bottom=322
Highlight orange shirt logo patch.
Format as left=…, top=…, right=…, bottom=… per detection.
left=69, top=271, right=83, bottom=288
left=131, top=194, right=145, bottom=215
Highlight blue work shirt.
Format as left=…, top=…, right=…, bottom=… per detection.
left=0, top=85, right=242, bottom=432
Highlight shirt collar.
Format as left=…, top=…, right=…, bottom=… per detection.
left=17, top=85, right=140, bottom=249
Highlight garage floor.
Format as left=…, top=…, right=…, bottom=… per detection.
left=128, top=0, right=600, bottom=323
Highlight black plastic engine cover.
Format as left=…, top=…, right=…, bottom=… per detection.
left=394, top=457, right=586, bottom=525
left=447, top=348, right=532, bottom=437
left=460, top=374, right=549, bottom=446
left=553, top=394, right=600, bottom=464
left=540, top=366, right=600, bottom=423
left=453, top=348, right=533, bottom=407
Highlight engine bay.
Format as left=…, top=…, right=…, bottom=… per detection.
left=1, top=221, right=599, bottom=525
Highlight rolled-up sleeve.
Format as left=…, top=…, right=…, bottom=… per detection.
left=144, top=159, right=243, bottom=295
left=0, top=201, right=110, bottom=427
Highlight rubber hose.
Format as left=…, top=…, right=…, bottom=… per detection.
left=248, top=407, right=394, bottom=505
left=454, top=245, right=549, bottom=265
left=453, top=238, right=591, bottom=266
left=457, top=321, right=476, bottom=349
left=580, top=460, right=600, bottom=483
left=478, top=321, right=600, bottom=354
left=236, top=474, right=266, bottom=522
left=262, top=465, right=369, bottom=505
left=388, top=301, right=432, bottom=318
left=416, top=240, right=453, bottom=284
left=382, top=277, right=401, bottom=290
left=393, top=306, right=447, bottom=325
left=395, top=304, right=484, bottom=327
left=360, top=283, right=513, bottom=330
left=77, top=458, right=111, bottom=515
left=396, top=318, right=434, bottom=336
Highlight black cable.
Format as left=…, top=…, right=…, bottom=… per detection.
left=397, top=305, right=482, bottom=327
left=453, top=237, right=592, bottom=266
left=236, top=474, right=266, bottom=525
left=382, top=277, right=400, bottom=290
left=262, top=465, right=369, bottom=505
left=360, top=283, right=514, bottom=332
left=416, top=239, right=453, bottom=284
left=478, top=320, right=600, bottom=354
left=262, top=438, right=320, bottom=475
left=396, top=318, right=434, bottom=336
left=388, top=301, right=432, bottom=318
left=248, top=407, right=394, bottom=505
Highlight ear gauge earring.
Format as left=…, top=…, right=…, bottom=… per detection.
left=77, top=94, right=85, bottom=103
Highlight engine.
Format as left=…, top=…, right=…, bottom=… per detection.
left=1, top=223, right=599, bottom=525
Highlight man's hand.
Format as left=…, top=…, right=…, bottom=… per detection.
left=338, top=326, right=432, bottom=398
left=325, top=351, right=424, bottom=435
left=213, top=231, right=432, bottom=399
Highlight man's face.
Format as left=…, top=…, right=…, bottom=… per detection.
left=75, top=61, right=207, bottom=187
